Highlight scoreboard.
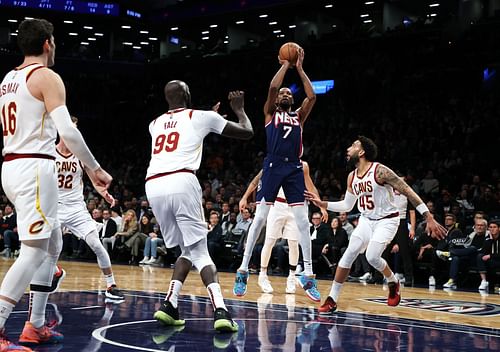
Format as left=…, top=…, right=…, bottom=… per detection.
left=0, top=0, right=119, bottom=16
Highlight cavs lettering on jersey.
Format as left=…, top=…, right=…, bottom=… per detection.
left=0, top=63, right=57, bottom=156
left=350, top=162, right=398, bottom=219
left=146, top=108, right=227, bottom=178
left=265, top=109, right=302, bottom=159
left=56, top=150, right=84, bottom=204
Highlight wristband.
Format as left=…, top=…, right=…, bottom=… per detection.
left=416, top=203, right=429, bottom=215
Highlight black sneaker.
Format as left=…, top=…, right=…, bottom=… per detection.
left=214, top=308, right=238, bottom=332
left=49, top=266, right=66, bottom=293
left=105, top=285, right=124, bottom=300
left=154, top=301, right=185, bottom=326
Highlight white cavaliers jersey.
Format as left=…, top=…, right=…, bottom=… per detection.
left=56, top=150, right=84, bottom=204
left=146, top=108, right=227, bottom=178
left=350, top=162, right=398, bottom=219
left=393, top=190, right=408, bottom=219
left=0, top=64, right=57, bottom=156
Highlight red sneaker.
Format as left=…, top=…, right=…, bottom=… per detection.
left=0, top=330, right=32, bottom=351
left=18, top=322, right=63, bottom=346
left=387, top=281, right=401, bottom=307
left=318, top=296, right=337, bottom=315
left=49, top=265, right=66, bottom=293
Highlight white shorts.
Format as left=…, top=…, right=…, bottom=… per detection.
left=265, top=201, right=298, bottom=241
left=352, top=215, right=399, bottom=252
left=146, top=172, right=206, bottom=248
left=58, top=201, right=96, bottom=239
left=1, top=158, right=59, bottom=240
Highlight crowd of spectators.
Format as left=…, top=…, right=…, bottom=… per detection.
left=0, top=16, right=499, bottom=292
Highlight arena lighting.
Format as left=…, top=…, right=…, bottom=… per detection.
left=140, top=41, right=149, bottom=45
left=181, top=45, right=187, bottom=49
left=225, top=35, right=229, bottom=38
left=363, top=19, right=373, bottom=23
left=94, top=33, right=104, bottom=36
left=140, top=30, right=149, bottom=34
left=121, top=25, right=131, bottom=29
left=365, top=1, right=375, bottom=4
left=87, top=37, right=96, bottom=41
left=132, top=46, right=141, bottom=49
left=83, top=26, right=93, bottom=29
left=289, top=24, right=296, bottom=28
left=149, top=37, right=158, bottom=41
left=279, top=34, right=285, bottom=37
left=209, top=24, right=217, bottom=28
left=202, top=36, right=209, bottom=40
left=10, top=33, right=17, bottom=36
left=235, top=20, right=244, bottom=24
left=202, top=30, right=209, bottom=34
left=429, top=3, right=440, bottom=7
left=8, top=19, right=17, bottom=22
left=269, top=21, right=277, bottom=25
left=360, top=14, right=370, bottom=17
left=69, top=32, right=78, bottom=36
left=170, top=27, right=178, bottom=31
left=63, top=20, right=73, bottom=24
left=25, top=17, right=34, bottom=20
left=430, top=13, right=437, bottom=17
left=80, top=42, right=89, bottom=45
left=332, top=24, right=337, bottom=27
left=325, top=4, right=333, bottom=8
left=223, top=40, right=228, bottom=43
left=122, top=42, right=133, bottom=45
left=273, top=29, right=281, bottom=33
left=259, top=14, right=268, bottom=18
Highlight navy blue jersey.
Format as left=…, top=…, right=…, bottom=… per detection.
left=265, top=109, right=302, bottom=159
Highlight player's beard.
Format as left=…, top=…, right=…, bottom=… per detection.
left=278, top=99, right=291, bottom=110
left=346, top=154, right=359, bottom=171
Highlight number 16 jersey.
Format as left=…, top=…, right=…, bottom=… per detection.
left=146, top=108, right=227, bottom=178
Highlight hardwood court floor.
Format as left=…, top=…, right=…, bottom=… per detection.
left=0, top=259, right=498, bottom=351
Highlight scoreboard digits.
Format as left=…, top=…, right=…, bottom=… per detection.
left=1, top=0, right=119, bottom=16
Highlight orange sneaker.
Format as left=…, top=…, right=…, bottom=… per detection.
left=387, top=281, right=401, bottom=307
left=18, top=322, right=63, bottom=346
left=318, top=296, right=337, bottom=315
left=0, top=330, right=32, bottom=351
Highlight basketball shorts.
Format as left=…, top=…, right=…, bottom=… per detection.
left=266, top=200, right=298, bottom=241
left=256, top=156, right=305, bottom=205
left=146, top=172, right=207, bottom=248
left=351, top=215, right=399, bottom=252
left=58, top=201, right=96, bottom=239
left=1, top=158, right=59, bottom=240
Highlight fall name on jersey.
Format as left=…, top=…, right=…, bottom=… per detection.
left=353, top=180, right=373, bottom=196
left=273, top=111, right=300, bottom=127
left=0, top=83, right=20, bottom=98
left=164, top=121, right=177, bottom=129
left=56, top=160, right=78, bottom=173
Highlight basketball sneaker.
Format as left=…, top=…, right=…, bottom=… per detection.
left=436, top=250, right=451, bottom=261
left=443, top=279, right=456, bottom=290
left=105, top=285, right=124, bottom=300
left=49, top=266, right=66, bottom=293
left=257, top=275, right=273, bottom=294
left=18, top=322, right=63, bottom=346
left=0, top=330, right=32, bottom=351
left=298, top=274, right=321, bottom=302
left=154, top=301, right=185, bottom=326
left=233, top=271, right=249, bottom=297
left=214, top=308, right=238, bottom=333
left=318, top=296, right=337, bottom=315
left=478, top=280, right=489, bottom=291
left=387, top=281, right=401, bottom=306
left=151, top=325, right=185, bottom=345
left=286, top=275, right=296, bottom=294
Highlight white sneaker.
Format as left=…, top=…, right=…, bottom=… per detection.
left=359, top=272, right=372, bottom=281
left=429, top=276, right=436, bottom=286
left=295, top=264, right=303, bottom=276
left=139, top=256, right=150, bottom=264
left=443, top=279, right=456, bottom=289
left=258, top=275, right=274, bottom=293
left=145, top=257, right=158, bottom=265
left=478, top=280, right=489, bottom=291
left=436, top=250, right=450, bottom=261
left=286, top=275, right=296, bottom=294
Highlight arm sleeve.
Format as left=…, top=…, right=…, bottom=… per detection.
left=326, top=192, right=357, bottom=213
left=50, top=105, right=100, bottom=171
left=192, top=110, right=228, bottom=136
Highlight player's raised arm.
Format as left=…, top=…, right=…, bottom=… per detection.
left=305, top=172, right=357, bottom=213
left=263, top=59, right=291, bottom=122
left=295, top=48, right=316, bottom=125
left=221, top=91, right=253, bottom=140
left=302, top=162, right=328, bottom=222
left=239, top=170, right=263, bottom=212
left=375, top=164, right=447, bottom=239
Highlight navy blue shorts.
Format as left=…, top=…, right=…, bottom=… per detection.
left=256, top=156, right=305, bottom=205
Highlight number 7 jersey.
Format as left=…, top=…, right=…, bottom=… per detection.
left=350, top=162, right=398, bottom=219
left=146, top=108, right=227, bottom=178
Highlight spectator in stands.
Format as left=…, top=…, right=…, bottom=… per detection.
left=477, top=220, right=500, bottom=292
left=220, top=202, right=231, bottom=226
left=235, top=208, right=252, bottom=233
left=137, top=199, right=153, bottom=221
left=207, top=211, right=223, bottom=262
left=339, top=212, right=354, bottom=239
left=221, top=212, right=237, bottom=238
left=139, top=223, right=164, bottom=265
left=110, top=206, right=123, bottom=230
left=441, top=217, right=488, bottom=289
left=0, top=204, right=17, bottom=258
left=99, top=209, right=117, bottom=250
left=310, top=212, right=333, bottom=273
left=322, top=217, right=349, bottom=274
left=421, top=170, right=439, bottom=197
left=114, top=209, right=143, bottom=264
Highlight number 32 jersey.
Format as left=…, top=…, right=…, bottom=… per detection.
left=146, top=108, right=227, bottom=178
left=55, top=150, right=84, bottom=204
left=350, top=162, right=398, bottom=219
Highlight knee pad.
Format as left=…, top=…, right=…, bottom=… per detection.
left=338, top=236, right=365, bottom=269
left=188, top=240, right=215, bottom=272
left=47, top=227, right=63, bottom=258
left=85, top=231, right=111, bottom=269
left=365, top=242, right=387, bottom=272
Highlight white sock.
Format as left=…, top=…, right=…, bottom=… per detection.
left=329, top=280, right=343, bottom=302
left=29, top=291, right=49, bottom=328
left=207, top=283, right=227, bottom=311
left=289, top=269, right=295, bottom=276
left=259, top=270, right=267, bottom=277
left=165, top=280, right=183, bottom=308
left=303, top=262, right=314, bottom=276
left=0, top=300, right=14, bottom=329
left=104, top=273, right=116, bottom=288
left=386, top=273, right=397, bottom=283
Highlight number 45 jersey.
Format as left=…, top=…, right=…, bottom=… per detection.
left=146, top=108, right=227, bottom=178
left=55, top=150, right=84, bottom=204
left=350, top=162, right=398, bottom=219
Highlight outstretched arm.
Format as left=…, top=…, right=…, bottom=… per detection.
left=221, top=91, right=254, bottom=140
left=295, top=48, right=316, bottom=124
left=303, top=162, right=328, bottom=222
left=239, top=170, right=263, bottom=212
left=375, top=164, right=447, bottom=239
left=305, top=172, right=357, bottom=213
left=263, top=60, right=291, bottom=122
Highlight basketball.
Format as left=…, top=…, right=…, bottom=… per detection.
left=279, top=42, right=301, bottom=65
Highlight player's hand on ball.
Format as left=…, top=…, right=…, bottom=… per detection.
left=295, top=47, right=304, bottom=70
left=228, top=90, right=245, bottom=111
left=278, top=56, right=291, bottom=68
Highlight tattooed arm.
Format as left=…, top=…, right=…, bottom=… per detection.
left=375, top=164, right=447, bottom=239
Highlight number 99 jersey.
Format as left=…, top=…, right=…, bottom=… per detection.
left=55, top=150, right=84, bottom=204
left=146, top=108, right=227, bottom=178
